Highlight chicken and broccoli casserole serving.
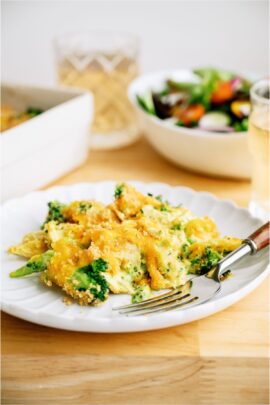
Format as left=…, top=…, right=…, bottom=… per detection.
left=9, top=183, right=241, bottom=306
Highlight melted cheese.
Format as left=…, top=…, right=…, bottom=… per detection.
left=9, top=183, right=242, bottom=305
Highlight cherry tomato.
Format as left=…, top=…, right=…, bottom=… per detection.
left=173, top=104, right=205, bottom=125
left=211, top=81, right=234, bottom=104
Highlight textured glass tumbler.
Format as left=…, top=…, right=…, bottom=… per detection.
left=248, top=79, right=270, bottom=220
left=55, top=32, right=140, bottom=149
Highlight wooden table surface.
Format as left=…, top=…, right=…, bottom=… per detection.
left=2, top=138, right=269, bottom=405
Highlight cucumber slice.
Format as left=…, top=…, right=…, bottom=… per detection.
left=199, top=112, right=231, bottom=130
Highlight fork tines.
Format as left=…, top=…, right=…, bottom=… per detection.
left=113, top=280, right=197, bottom=316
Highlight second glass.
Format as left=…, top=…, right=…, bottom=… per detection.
left=55, top=32, right=140, bottom=149
left=248, top=79, right=270, bottom=220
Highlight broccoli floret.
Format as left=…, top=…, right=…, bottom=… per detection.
left=190, top=247, right=222, bottom=275
left=70, top=258, right=109, bottom=303
left=42, top=201, right=67, bottom=228
left=91, top=258, right=108, bottom=273
left=190, top=257, right=200, bottom=266
left=160, top=204, right=169, bottom=212
left=203, top=247, right=222, bottom=269
left=79, top=202, right=92, bottom=212
left=114, top=183, right=125, bottom=199
left=181, top=243, right=190, bottom=258
left=26, top=107, right=43, bottom=117
left=155, top=194, right=163, bottom=202
left=10, top=250, right=54, bottom=278
left=171, top=223, right=182, bottom=231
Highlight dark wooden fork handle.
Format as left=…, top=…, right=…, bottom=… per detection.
left=246, top=221, right=270, bottom=252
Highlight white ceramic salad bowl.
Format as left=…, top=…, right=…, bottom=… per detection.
left=128, top=70, right=252, bottom=179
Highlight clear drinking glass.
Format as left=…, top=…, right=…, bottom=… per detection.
left=54, top=32, right=140, bottom=149
left=248, top=79, right=270, bottom=220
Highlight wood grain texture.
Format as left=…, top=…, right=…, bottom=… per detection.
left=2, top=137, right=269, bottom=405
left=2, top=355, right=268, bottom=405
left=1, top=311, right=200, bottom=357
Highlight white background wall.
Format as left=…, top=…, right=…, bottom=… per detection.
left=2, top=0, right=269, bottom=86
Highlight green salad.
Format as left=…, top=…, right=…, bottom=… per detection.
left=137, top=67, right=251, bottom=133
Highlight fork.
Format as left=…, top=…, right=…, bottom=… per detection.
left=114, top=222, right=269, bottom=316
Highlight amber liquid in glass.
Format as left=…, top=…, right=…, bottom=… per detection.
left=58, top=53, right=138, bottom=148
left=248, top=112, right=270, bottom=218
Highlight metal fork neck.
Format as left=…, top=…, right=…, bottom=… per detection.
left=214, top=243, right=253, bottom=280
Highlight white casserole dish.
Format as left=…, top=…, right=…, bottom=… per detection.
left=1, top=84, right=93, bottom=201
left=128, top=70, right=252, bottom=179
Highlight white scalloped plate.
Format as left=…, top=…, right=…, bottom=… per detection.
left=1, top=181, right=269, bottom=333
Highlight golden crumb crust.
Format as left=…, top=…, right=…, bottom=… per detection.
left=9, top=183, right=242, bottom=305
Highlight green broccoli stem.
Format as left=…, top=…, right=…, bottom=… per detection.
left=10, top=250, right=54, bottom=278
left=10, top=265, right=41, bottom=278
